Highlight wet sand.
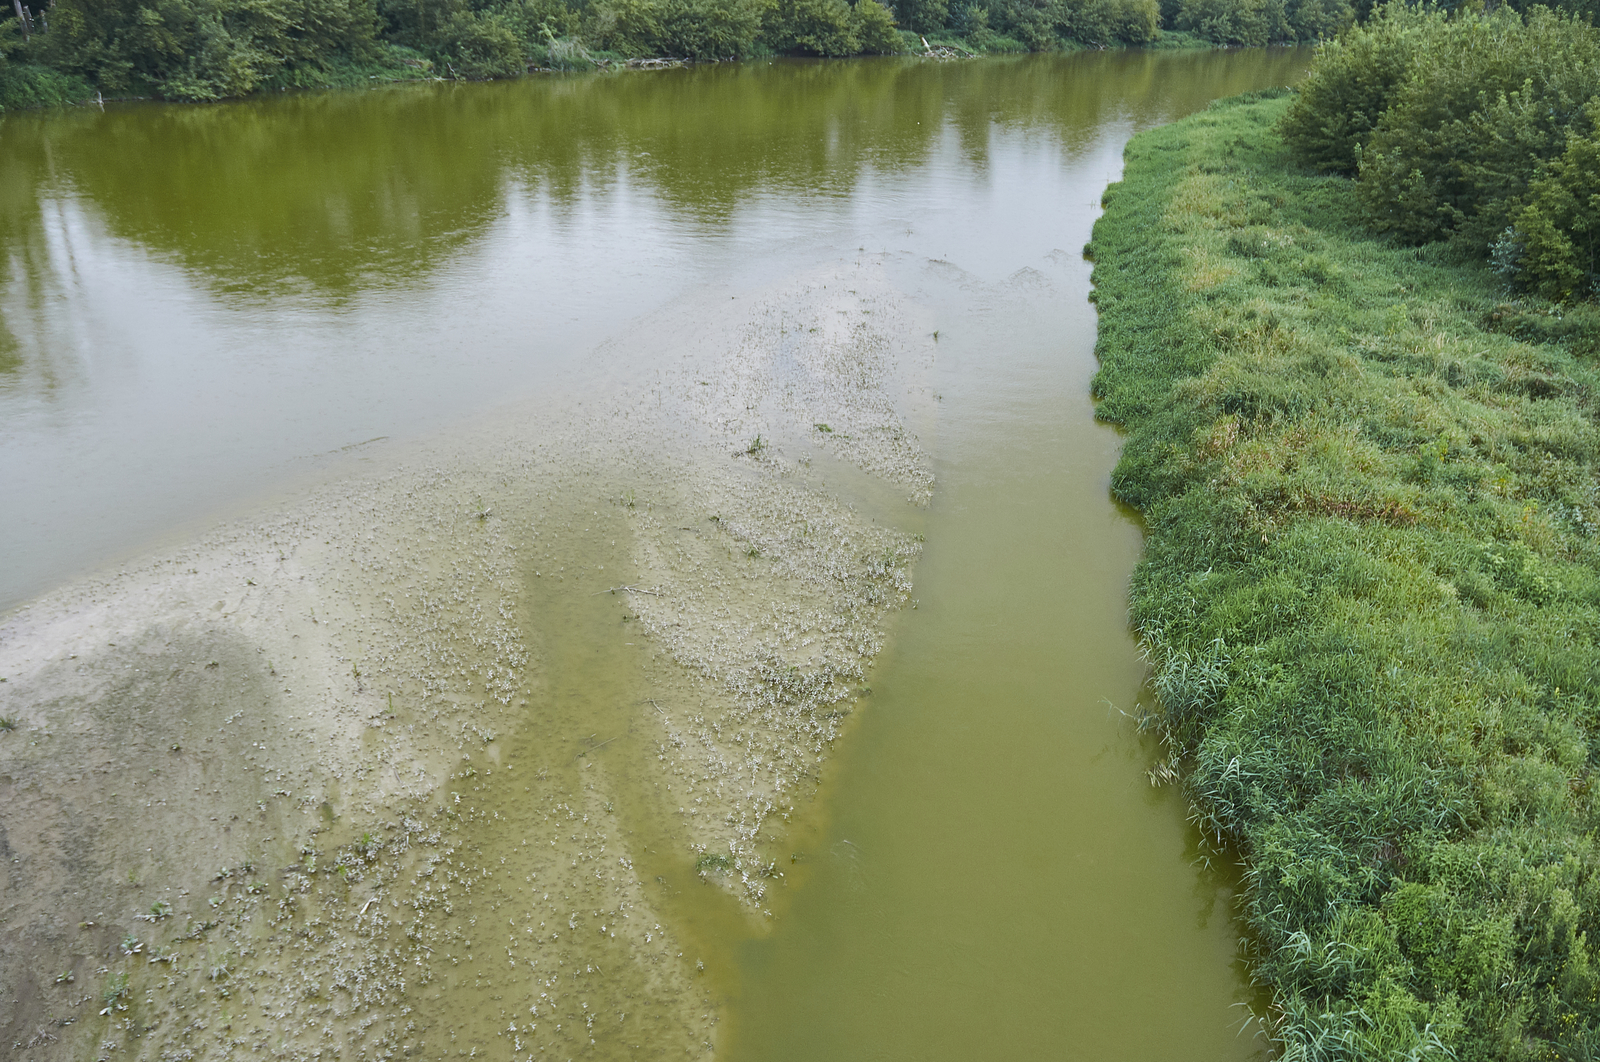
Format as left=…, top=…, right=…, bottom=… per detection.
left=0, top=258, right=931, bottom=1061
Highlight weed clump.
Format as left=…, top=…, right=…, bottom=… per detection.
left=1093, top=89, right=1600, bottom=1059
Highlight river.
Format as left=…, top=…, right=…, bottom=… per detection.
left=0, top=50, right=1309, bottom=1061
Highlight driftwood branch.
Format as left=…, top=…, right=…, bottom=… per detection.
left=575, top=735, right=621, bottom=760
left=589, top=584, right=660, bottom=597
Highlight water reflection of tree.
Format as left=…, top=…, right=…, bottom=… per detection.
left=0, top=49, right=1309, bottom=333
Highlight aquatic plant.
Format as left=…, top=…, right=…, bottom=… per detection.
left=1093, top=88, right=1600, bottom=1059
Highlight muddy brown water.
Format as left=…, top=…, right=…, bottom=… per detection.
left=1, top=49, right=1309, bottom=1059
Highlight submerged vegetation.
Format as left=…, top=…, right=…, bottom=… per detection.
left=1091, top=18, right=1600, bottom=1053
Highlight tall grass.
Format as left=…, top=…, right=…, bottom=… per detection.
left=1091, top=90, right=1600, bottom=1059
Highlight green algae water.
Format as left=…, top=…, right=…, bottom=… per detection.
left=0, top=49, right=1310, bottom=1059
left=720, top=223, right=1258, bottom=1061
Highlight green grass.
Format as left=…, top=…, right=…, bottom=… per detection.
left=1091, top=89, right=1600, bottom=1060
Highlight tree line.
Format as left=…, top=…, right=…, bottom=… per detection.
left=0, top=0, right=1568, bottom=107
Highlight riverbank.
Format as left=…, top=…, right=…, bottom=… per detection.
left=0, top=16, right=1303, bottom=114
left=1090, top=90, right=1600, bottom=1057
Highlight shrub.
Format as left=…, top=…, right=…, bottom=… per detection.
left=0, top=59, right=93, bottom=109
left=1500, top=104, right=1600, bottom=302
left=1354, top=5, right=1600, bottom=247
left=767, top=0, right=859, bottom=54
left=37, top=0, right=382, bottom=99
left=1279, top=4, right=1449, bottom=174
left=893, top=0, right=948, bottom=32
left=1076, top=0, right=1161, bottom=44
left=1284, top=0, right=1352, bottom=41
left=852, top=0, right=903, bottom=52
left=436, top=8, right=526, bottom=77
left=1174, top=0, right=1286, bottom=45
left=1282, top=3, right=1600, bottom=296
left=590, top=0, right=770, bottom=56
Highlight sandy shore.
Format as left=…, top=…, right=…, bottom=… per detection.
left=0, top=254, right=934, bottom=1061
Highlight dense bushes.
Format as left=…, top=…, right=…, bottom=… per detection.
left=1506, top=112, right=1600, bottom=303
left=1093, top=89, right=1600, bottom=1060
left=1172, top=0, right=1353, bottom=48
left=0, top=0, right=1331, bottom=106
left=30, top=0, right=1600, bottom=108
left=31, top=0, right=388, bottom=98
left=1282, top=3, right=1600, bottom=300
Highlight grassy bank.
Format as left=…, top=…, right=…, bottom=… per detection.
left=1090, top=91, right=1600, bottom=1058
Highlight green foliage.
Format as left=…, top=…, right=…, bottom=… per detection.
left=588, top=0, right=772, bottom=57
left=1499, top=103, right=1600, bottom=303
left=435, top=7, right=526, bottom=77
left=1278, top=1, right=1432, bottom=172
left=0, top=58, right=94, bottom=109
left=853, top=0, right=903, bottom=52
left=1094, top=90, right=1600, bottom=1060
left=894, top=0, right=949, bottom=33
left=1283, top=3, right=1600, bottom=257
left=0, top=0, right=1329, bottom=102
left=34, top=0, right=382, bottom=99
left=1174, top=0, right=1284, bottom=45
left=1174, top=0, right=1346, bottom=44
left=766, top=0, right=860, bottom=54
left=1283, top=0, right=1351, bottom=40
left=1077, top=0, right=1161, bottom=45
left=1357, top=6, right=1600, bottom=248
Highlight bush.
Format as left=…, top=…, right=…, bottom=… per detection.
left=588, top=0, right=770, bottom=56
left=1174, top=0, right=1285, bottom=44
left=767, top=0, right=859, bottom=54
left=1355, top=5, right=1600, bottom=247
left=852, top=0, right=903, bottom=52
left=36, top=0, right=381, bottom=99
left=1074, top=0, right=1161, bottom=45
left=1284, top=0, right=1352, bottom=41
left=1280, top=4, right=1450, bottom=174
left=893, top=0, right=948, bottom=32
left=435, top=8, right=526, bottom=78
left=1499, top=104, right=1600, bottom=302
left=0, top=58, right=93, bottom=109
left=1282, top=3, right=1600, bottom=299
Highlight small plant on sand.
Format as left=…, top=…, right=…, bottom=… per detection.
left=695, top=853, right=733, bottom=874
left=0, top=716, right=16, bottom=731
left=740, top=435, right=766, bottom=457
left=99, top=972, right=128, bottom=1014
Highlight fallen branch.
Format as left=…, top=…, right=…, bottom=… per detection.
left=590, top=585, right=661, bottom=596
left=575, top=735, right=621, bottom=759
